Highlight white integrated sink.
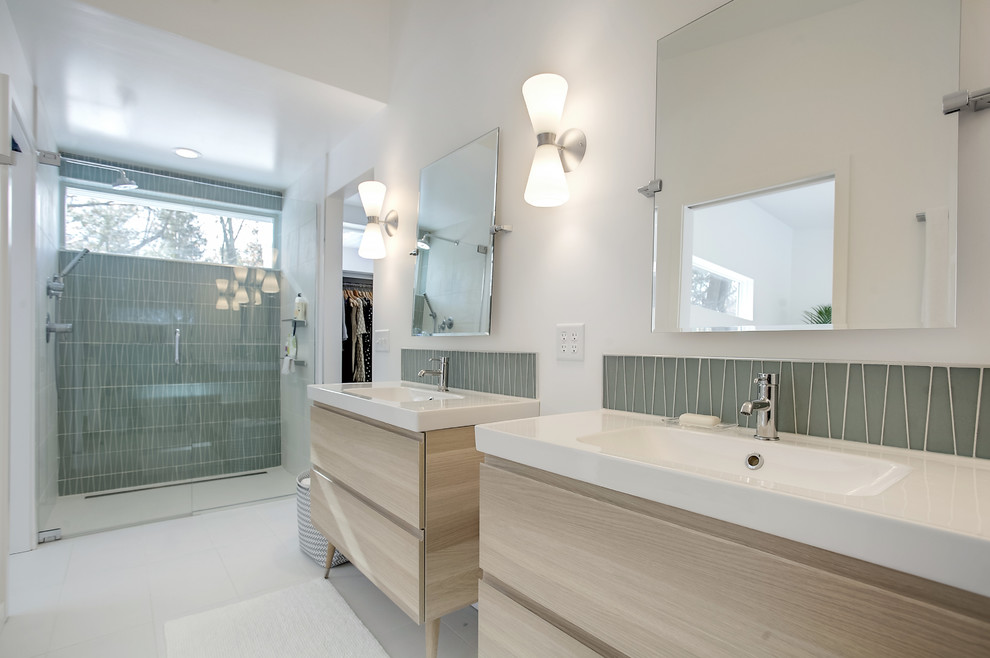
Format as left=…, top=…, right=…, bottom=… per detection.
left=343, top=386, right=464, bottom=403
left=475, top=409, right=990, bottom=598
left=308, top=381, right=539, bottom=432
left=577, top=425, right=911, bottom=496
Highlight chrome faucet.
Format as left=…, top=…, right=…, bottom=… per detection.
left=417, top=356, right=449, bottom=392
left=740, top=372, right=779, bottom=440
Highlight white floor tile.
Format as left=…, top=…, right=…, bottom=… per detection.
left=217, top=535, right=323, bottom=599
left=201, top=505, right=277, bottom=549
left=8, top=540, right=73, bottom=591
left=140, top=514, right=215, bottom=564
left=0, top=587, right=59, bottom=658
left=147, top=548, right=238, bottom=622
left=43, top=622, right=158, bottom=658
left=50, top=564, right=153, bottom=651
left=191, top=468, right=296, bottom=512
left=376, top=620, right=477, bottom=658
left=63, top=525, right=149, bottom=577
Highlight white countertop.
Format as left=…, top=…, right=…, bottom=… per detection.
left=307, top=381, right=540, bottom=432
left=475, top=409, right=990, bottom=598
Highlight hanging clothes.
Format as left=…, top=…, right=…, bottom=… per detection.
left=341, top=283, right=373, bottom=383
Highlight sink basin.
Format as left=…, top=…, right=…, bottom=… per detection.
left=308, top=381, right=539, bottom=432
left=344, top=386, right=463, bottom=403
left=577, top=425, right=911, bottom=496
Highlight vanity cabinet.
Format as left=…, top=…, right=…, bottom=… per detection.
left=478, top=457, right=990, bottom=657
left=309, top=402, right=482, bottom=657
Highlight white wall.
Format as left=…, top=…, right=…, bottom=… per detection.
left=322, top=0, right=990, bottom=418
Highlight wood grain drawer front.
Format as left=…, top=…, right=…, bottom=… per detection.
left=311, top=405, right=423, bottom=528
left=479, top=464, right=990, bottom=658
left=478, top=580, right=601, bottom=658
left=310, top=469, right=423, bottom=623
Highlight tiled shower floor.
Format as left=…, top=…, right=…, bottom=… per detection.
left=41, top=467, right=298, bottom=537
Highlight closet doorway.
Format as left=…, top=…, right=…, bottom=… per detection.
left=342, top=273, right=373, bottom=383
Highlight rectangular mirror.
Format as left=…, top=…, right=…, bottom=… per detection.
left=653, top=0, right=960, bottom=332
left=412, top=128, right=499, bottom=336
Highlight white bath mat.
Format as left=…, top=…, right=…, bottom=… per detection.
left=165, top=578, right=388, bottom=658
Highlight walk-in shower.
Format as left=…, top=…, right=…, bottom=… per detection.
left=36, top=155, right=318, bottom=537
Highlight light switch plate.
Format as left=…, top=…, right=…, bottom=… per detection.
left=374, top=329, right=390, bottom=352
left=556, top=323, right=585, bottom=361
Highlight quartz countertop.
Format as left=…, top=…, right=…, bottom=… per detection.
left=475, top=409, right=990, bottom=598
left=308, top=381, right=540, bottom=432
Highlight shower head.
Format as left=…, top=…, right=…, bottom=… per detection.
left=112, top=170, right=138, bottom=190
left=59, top=249, right=90, bottom=278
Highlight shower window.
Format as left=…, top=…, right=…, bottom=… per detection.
left=63, top=186, right=277, bottom=267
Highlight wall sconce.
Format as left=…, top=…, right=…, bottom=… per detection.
left=357, top=180, right=399, bottom=260
left=522, top=73, right=586, bottom=207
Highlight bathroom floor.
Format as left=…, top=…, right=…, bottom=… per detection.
left=1, top=497, right=479, bottom=657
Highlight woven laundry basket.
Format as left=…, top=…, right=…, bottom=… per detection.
left=296, top=470, right=348, bottom=568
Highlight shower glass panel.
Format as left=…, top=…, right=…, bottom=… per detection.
left=38, top=155, right=318, bottom=536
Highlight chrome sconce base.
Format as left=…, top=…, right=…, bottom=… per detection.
left=535, top=129, right=587, bottom=173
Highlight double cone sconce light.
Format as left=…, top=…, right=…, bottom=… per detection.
left=522, top=73, right=586, bottom=207
left=357, top=181, right=399, bottom=260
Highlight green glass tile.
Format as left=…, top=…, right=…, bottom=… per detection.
left=842, top=363, right=866, bottom=443
left=685, top=358, right=701, bottom=414
left=774, top=362, right=796, bottom=434
left=949, top=368, right=980, bottom=458
left=927, top=367, right=955, bottom=455
left=808, top=363, right=830, bottom=438
left=863, top=364, right=888, bottom=446
left=882, top=366, right=908, bottom=449
left=734, top=360, right=755, bottom=429
left=696, top=359, right=713, bottom=416
left=671, top=358, right=689, bottom=417
left=621, top=355, right=638, bottom=412
left=977, top=369, right=990, bottom=459
left=792, top=362, right=813, bottom=435
left=824, top=363, right=848, bottom=439
left=642, top=357, right=657, bottom=415
left=709, top=359, right=727, bottom=421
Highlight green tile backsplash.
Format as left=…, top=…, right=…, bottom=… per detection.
left=56, top=251, right=282, bottom=495
left=400, top=349, right=538, bottom=399
left=603, top=355, right=990, bottom=460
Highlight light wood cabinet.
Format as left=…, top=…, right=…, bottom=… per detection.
left=478, top=456, right=990, bottom=658
left=309, top=403, right=482, bottom=658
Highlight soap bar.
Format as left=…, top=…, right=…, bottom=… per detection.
left=678, top=413, right=721, bottom=427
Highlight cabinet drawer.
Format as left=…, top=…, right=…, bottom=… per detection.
left=480, top=463, right=990, bottom=658
left=310, top=469, right=424, bottom=622
left=478, top=580, right=600, bottom=658
left=311, top=405, right=423, bottom=528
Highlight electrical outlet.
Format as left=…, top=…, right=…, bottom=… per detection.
left=374, top=329, right=390, bottom=352
left=556, top=323, right=585, bottom=361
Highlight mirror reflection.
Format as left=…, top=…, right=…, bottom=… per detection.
left=653, top=0, right=960, bottom=332
left=412, top=129, right=499, bottom=336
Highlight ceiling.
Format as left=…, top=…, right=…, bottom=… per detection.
left=6, top=0, right=388, bottom=190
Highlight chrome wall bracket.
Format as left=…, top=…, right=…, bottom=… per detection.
left=943, top=88, right=990, bottom=114
left=638, top=178, right=662, bottom=198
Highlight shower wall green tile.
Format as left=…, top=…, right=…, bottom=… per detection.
left=400, top=349, right=537, bottom=399
left=56, top=251, right=282, bottom=495
left=604, top=355, right=990, bottom=461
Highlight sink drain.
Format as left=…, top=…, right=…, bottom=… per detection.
left=745, top=452, right=764, bottom=470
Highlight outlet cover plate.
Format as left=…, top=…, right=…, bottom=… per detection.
left=374, top=329, right=390, bottom=353
left=556, top=323, right=585, bottom=361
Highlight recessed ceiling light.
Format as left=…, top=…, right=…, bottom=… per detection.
left=173, top=147, right=201, bottom=159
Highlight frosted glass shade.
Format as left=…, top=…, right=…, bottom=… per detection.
left=522, top=73, right=568, bottom=134
left=358, top=181, right=387, bottom=218
left=216, top=296, right=229, bottom=310
left=215, top=278, right=229, bottom=293
left=261, top=271, right=280, bottom=293
left=233, top=266, right=248, bottom=283
left=524, top=143, right=569, bottom=207
left=234, top=286, right=249, bottom=304
left=358, top=222, right=387, bottom=259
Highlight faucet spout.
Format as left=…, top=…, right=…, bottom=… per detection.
left=741, top=373, right=779, bottom=440
left=417, top=356, right=450, bottom=392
